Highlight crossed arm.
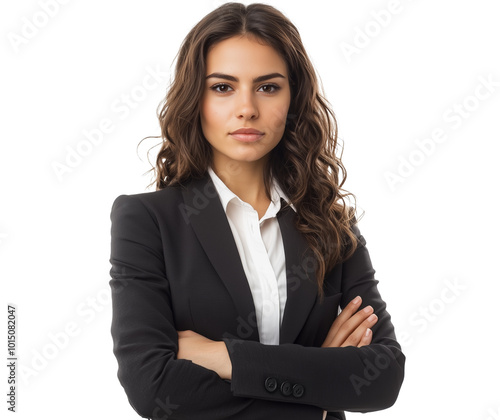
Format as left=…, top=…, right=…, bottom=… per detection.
left=177, top=295, right=378, bottom=380
left=178, top=296, right=379, bottom=420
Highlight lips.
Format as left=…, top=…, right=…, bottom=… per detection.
left=231, top=128, right=264, bottom=135
left=230, top=127, right=264, bottom=143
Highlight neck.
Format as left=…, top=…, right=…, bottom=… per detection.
left=211, top=156, right=270, bottom=206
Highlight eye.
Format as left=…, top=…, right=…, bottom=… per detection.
left=210, top=83, right=233, bottom=94
left=258, top=84, right=281, bottom=94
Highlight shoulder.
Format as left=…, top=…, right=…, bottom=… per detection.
left=110, top=176, right=213, bottom=225
left=110, top=183, right=185, bottom=224
left=112, top=184, right=183, bottom=207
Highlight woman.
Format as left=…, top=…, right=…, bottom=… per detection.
left=109, top=3, right=405, bottom=419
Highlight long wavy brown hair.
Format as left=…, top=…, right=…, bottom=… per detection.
left=142, top=2, right=361, bottom=294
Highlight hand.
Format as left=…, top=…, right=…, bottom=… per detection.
left=177, top=330, right=232, bottom=380
left=321, top=296, right=378, bottom=348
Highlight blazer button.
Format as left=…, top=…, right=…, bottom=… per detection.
left=280, top=381, right=293, bottom=396
left=292, top=383, right=305, bottom=398
left=264, top=377, right=278, bottom=393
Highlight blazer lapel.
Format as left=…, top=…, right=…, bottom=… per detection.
left=277, top=199, right=319, bottom=344
left=180, top=174, right=260, bottom=342
left=181, top=176, right=318, bottom=345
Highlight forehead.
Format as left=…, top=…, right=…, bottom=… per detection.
left=205, top=35, right=288, bottom=77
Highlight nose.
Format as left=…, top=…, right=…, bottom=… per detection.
left=235, top=88, right=259, bottom=120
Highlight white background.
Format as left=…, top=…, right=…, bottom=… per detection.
left=1, top=0, right=499, bottom=419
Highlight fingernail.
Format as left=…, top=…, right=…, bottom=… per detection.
left=368, top=314, right=377, bottom=322
left=363, top=305, right=373, bottom=313
left=353, top=296, right=361, bottom=305
left=365, top=328, right=371, bottom=337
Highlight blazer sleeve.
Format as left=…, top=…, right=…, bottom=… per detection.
left=109, top=194, right=324, bottom=419
left=224, top=222, right=405, bottom=413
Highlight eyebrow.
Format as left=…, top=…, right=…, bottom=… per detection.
left=205, top=72, right=286, bottom=83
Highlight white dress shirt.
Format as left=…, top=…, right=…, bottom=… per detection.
left=207, top=166, right=295, bottom=345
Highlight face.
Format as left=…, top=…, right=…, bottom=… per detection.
left=200, top=35, right=291, bottom=174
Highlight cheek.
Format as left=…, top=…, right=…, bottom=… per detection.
left=201, top=99, right=226, bottom=132
left=266, top=104, right=289, bottom=137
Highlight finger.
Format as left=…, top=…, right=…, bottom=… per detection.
left=336, top=296, right=363, bottom=326
left=327, top=305, right=374, bottom=347
left=340, top=313, right=378, bottom=348
left=322, top=296, right=363, bottom=347
left=357, top=328, right=373, bottom=348
left=322, top=299, right=368, bottom=347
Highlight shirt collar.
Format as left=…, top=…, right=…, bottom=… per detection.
left=207, top=166, right=296, bottom=214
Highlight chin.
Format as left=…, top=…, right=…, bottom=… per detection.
left=230, top=156, right=264, bottom=164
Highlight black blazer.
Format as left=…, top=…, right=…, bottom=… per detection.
left=109, top=173, right=405, bottom=420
